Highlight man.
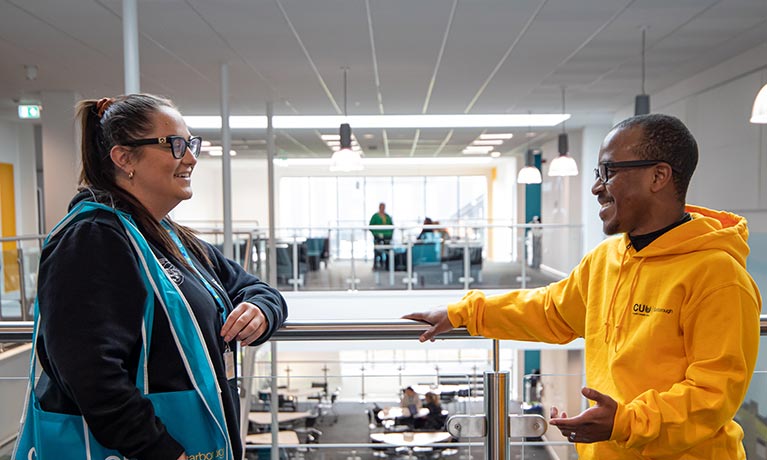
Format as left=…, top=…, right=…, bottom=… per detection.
left=370, top=202, right=394, bottom=269
left=405, top=114, right=761, bottom=459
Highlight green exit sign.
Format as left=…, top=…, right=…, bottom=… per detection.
left=18, top=104, right=41, bottom=119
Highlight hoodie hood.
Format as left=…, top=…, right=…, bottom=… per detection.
left=625, top=204, right=750, bottom=267
left=68, top=187, right=124, bottom=212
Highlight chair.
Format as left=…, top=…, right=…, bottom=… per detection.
left=412, top=242, right=445, bottom=286
left=317, top=388, right=339, bottom=425
left=304, top=237, right=329, bottom=270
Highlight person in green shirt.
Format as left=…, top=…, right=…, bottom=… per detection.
left=369, top=202, right=393, bottom=269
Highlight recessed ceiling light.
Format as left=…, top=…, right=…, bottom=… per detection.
left=479, top=133, right=514, bottom=140
left=472, top=139, right=504, bottom=145
left=462, top=145, right=494, bottom=154
left=491, top=151, right=501, bottom=158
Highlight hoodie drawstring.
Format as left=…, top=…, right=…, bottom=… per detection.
left=604, top=246, right=630, bottom=344
left=613, top=258, right=646, bottom=352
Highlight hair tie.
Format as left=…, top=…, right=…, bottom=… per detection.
left=96, top=97, right=115, bottom=118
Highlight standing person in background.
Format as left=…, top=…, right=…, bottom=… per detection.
left=16, top=94, right=287, bottom=460
left=405, top=114, right=761, bottom=459
left=370, top=202, right=394, bottom=269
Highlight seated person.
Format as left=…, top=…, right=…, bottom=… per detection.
left=395, top=386, right=423, bottom=428
left=417, top=218, right=450, bottom=241
left=416, top=392, right=447, bottom=430
left=417, top=217, right=435, bottom=240
left=400, top=386, right=423, bottom=415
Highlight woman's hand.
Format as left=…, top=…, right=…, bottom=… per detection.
left=221, top=302, right=268, bottom=346
left=402, top=309, right=454, bottom=342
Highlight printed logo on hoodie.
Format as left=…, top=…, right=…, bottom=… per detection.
left=632, top=303, right=673, bottom=317
left=159, top=257, right=184, bottom=285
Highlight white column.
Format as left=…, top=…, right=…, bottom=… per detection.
left=40, top=91, right=80, bottom=232
left=580, top=125, right=612, bottom=254
left=16, top=125, right=38, bottom=234
left=122, top=0, right=140, bottom=93
left=266, top=101, right=277, bottom=286
left=220, top=63, right=232, bottom=258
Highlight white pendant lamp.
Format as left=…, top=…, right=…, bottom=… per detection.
left=750, top=82, right=767, bottom=124
left=548, top=87, right=579, bottom=177
left=517, top=149, right=542, bottom=184
left=635, top=28, right=650, bottom=116
left=330, top=67, right=364, bottom=172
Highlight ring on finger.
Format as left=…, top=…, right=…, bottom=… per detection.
left=569, top=432, right=576, bottom=442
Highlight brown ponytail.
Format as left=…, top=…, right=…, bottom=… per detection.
left=76, top=94, right=211, bottom=269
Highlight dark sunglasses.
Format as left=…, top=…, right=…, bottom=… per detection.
left=594, top=160, right=663, bottom=184
left=123, top=135, right=202, bottom=159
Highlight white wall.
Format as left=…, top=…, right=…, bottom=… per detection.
left=0, top=120, right=38, bottom=235
left=539, top=130, right=585, bottom=273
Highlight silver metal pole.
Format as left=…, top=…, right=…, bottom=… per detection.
left=17, top=249, right=29, bottom=321
left=121, top=0, right=140, bottom=93
left=239, top=345, right=256, bottom=457
left=220, top=63, right=233, bottom=259
left=270, top=342, right=279, bottom=460
left=492, top=339, right=500, bottom=372
left=484, top=371, right=510, bottom=460
left=266, top=102, right=277, bottom=286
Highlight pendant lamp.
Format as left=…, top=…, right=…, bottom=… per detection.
left=548, top=87, right=579, bottom=177
left=635, top=28, right=650, bottom=115
left=750, top=82, right=767, bottom=124
left=517, top=148, right=542, bottom=184
left=330, top=68, right=363, bottom=172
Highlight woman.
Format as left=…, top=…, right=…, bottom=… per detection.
left=27, top=94, right=287, bottom=460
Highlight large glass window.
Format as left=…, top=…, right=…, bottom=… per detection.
left=279, top=175, right=487, bottom=260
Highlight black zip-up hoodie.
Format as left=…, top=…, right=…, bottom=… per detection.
left=34, top=191, right=288, bottom=459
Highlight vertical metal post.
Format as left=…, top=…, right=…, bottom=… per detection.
left=463, top=241, right=471, bottom=290
left=17, top=248, right=29, bottom=321
left=406, top=241, right=413, bottom=290
left=266, top=102, right=277, bottom=286
left=239, top=345, right=256, bottom=448
left=291, top=235, right=299, bottom=291
left=349, top=229, right=357, bottom=290
left=484, top=371, right=510, bottom=460
left=270, top=342, right=279, bottom=460
left=520, top=226, right=528, bottom=289
left=220, top=63, right=233, bottom=259
left=121, top=0, right=140, bottom=93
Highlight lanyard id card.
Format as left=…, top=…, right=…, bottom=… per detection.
left=223, top=344, right=235, bottom=380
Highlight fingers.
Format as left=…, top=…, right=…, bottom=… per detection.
left=221, top=302, right=267, bottom=345
left=403, top=309, right=453, bottom=342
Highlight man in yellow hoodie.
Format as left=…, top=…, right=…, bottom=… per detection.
left=405, top=114, right=762, bottom=459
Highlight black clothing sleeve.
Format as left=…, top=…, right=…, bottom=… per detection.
left=203, top=242, right=288, bottom=346
left=36, top=214, right=184, bottom=460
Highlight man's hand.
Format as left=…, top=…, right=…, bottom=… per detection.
left=402, top=309, right=454, bottom=342
left=221, top=302, right=268, bottom=346
left=549, top=387, right=617, bottom=444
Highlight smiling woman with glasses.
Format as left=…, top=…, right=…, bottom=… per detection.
left=123, top=135, right=203, bottom=159
left=14, top=94, right=288, bottom=460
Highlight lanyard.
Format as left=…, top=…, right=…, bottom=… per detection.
left=162, top=221, right=228, bottom=324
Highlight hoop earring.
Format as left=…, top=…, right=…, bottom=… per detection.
left=128, top=170, right=135, bottom=180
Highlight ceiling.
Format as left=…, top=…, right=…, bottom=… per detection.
left=2, top=0, right=767, bottom=159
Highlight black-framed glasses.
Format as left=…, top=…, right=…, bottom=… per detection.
left=123, top=135, right=202, bottom=159
left=594, top=160, right=662, bottom=184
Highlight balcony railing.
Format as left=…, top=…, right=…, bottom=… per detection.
left=1, top=318, right=766, bottom=460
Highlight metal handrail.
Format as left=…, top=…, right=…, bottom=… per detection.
left=0, top=320, right=473, bottom=342
left=2, top=317, right=766, bottom=342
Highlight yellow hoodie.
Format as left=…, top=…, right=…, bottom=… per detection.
left=447, top=205, right=761, bottom=459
